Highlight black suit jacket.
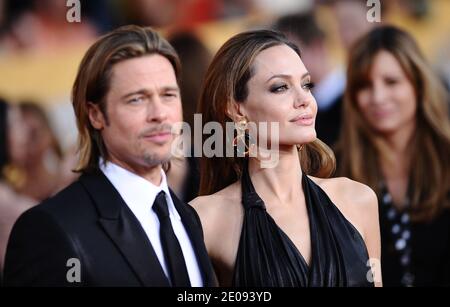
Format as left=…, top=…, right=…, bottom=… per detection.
left=3, top=170, right=216, bottom=287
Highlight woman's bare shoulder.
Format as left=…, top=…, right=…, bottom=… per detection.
left=189, top=181, right=242, bottom=219
left=309, top=175, right=379, bottom=239
left=310, top=176, right=377, bottom=206
left=189, top=181, right=243, bottom=258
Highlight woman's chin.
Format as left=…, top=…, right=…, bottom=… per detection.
left=293, top=132, right=317, bottom=144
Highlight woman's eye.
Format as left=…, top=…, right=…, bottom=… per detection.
left=385, top=78, right=398, bottom=86
left=302, top=82, right=315, bottom=91
left=270, top=84, right=289, bottom=93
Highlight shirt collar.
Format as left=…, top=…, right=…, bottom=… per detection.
left=99, top=159, right=181, bottom=220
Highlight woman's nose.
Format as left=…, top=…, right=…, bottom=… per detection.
left=372, top=82, right=388, bottom=105
left=294, top=88, right=311, bottom=108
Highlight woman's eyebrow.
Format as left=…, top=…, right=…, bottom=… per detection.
left=266, top=72, right=310, bottom=83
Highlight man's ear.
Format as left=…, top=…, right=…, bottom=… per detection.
left=226, top=101, right=247, bottom=122
left=87, top=102, right=106, bottom=130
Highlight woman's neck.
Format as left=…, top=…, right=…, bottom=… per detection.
left=379, top=121, right=416, bottom=179
left=378, top=122, right=416, bottom=207
left=248, top=145, right=303, bottom=205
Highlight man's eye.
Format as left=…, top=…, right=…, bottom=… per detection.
left=128, top=96, right=144, bottom=104
left=164, top=92, right=177, bottom=98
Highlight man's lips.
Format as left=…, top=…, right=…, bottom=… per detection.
left=141, top=131, right=172, bottom=143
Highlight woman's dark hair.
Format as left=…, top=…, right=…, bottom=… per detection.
left=198, top=29, right=335, bottom=195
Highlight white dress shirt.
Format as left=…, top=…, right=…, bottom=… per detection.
left=100, top=160, right=203, bottom=286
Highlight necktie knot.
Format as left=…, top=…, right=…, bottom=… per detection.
left=153, top=191, right=169, bottom=219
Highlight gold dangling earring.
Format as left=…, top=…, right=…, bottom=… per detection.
left=232, top=118, right=247, bottom=146
left=233, top=118, right=250, bottom=156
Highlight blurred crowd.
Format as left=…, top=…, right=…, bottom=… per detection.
left=1, top=0, right=450, bottom=286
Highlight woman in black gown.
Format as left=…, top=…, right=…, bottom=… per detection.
left=190, top=30, right=381, bottom=287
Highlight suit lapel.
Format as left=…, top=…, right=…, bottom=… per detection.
left=79, top=171, right=170, bottom=286
left=170, top=190, right=217, bottom=287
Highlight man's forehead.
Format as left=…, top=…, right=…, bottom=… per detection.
left=109, top=56, right=177, bottom=90
left=114, top=54, right=174, bottom=73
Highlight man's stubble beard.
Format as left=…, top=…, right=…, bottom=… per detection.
left=140, top=140, right=172, bottom=167
left=142, top=151, right=171, bottom=167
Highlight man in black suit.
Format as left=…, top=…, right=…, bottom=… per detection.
left=3, top=25, right=216, bottom=287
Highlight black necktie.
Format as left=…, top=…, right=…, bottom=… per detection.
left=152, top=191, right=191, bottom=287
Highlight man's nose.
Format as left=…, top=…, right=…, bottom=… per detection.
left=146, top=97, right=168, bottom=122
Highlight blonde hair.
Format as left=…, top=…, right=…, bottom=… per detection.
left=338, top=25, right=450, bottom=221
left=198, top=30, right=335, bottom=196
left=72, top=25, right=180, bottom=173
